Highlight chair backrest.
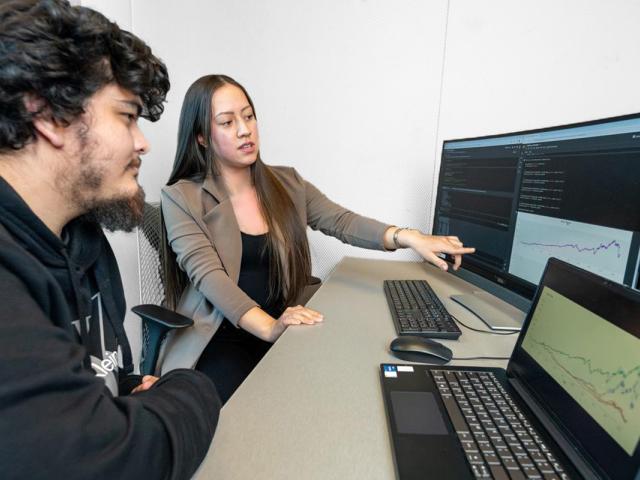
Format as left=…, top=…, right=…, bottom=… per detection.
left=137, top=202, right=166, bottom=306
left=136, top=202, right=166, bottom=375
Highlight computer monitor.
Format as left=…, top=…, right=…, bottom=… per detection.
left=432, top=113, right=640, bottom=330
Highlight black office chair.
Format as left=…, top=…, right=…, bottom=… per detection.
left=133, top=202, right=192, bottom=375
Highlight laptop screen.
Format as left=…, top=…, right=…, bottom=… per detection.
left=508, top=258, right=640, bottom=479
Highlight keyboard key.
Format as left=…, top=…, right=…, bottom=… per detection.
left=501, top=456, right=519, bottom=470
left=490, top=437, right=507, bottom=449
left=440, top=394, right=469, bottom=433
left=545, top=452, right=558, bottom=463
left=522, top=465, right=542, bottom=478
left=462, top=441, right=479, bottom=453
left=467, top=422, right=482, bottom=433
left=542, top=474, right=561, bottom=480
left=535, top=461, right=554, bottom=474
left=508, top=471, right=527, bottom=480
left=466, top=452, right=485, bottom=465
left=529, top=451, right=545, bottom=462
left=477, top=440, right=492, bottom=451
left=470, top=463, right=491, bottom=479
left=498, top=425, right=513, bottom=435
left=496, top=446, right=512, bottom=458
left=488, top=464, right=510, bottom=480
left=516, top=454, right=535, bottom=468
left=482, top=452, right=500, bottom=465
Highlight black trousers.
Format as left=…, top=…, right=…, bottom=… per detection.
left=195, top=320, right=272, bottom=404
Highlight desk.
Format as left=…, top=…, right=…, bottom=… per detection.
left=195, top=257, right=520, bottom=479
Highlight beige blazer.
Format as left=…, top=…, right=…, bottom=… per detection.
left=158, top=166, right=390, bottom=373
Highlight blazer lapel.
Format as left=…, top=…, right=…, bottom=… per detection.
left=201, top=175, right=242, bottom=283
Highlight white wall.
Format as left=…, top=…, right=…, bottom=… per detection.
left=81, top=0, right=640, bottom=365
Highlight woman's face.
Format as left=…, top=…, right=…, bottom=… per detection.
left=208, top=83, right=260, bottom=171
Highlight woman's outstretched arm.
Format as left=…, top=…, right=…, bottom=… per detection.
left=382, top=227, right=475, bottom=271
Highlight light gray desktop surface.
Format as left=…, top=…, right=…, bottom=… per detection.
left=194, top=257, right=521, bottom=479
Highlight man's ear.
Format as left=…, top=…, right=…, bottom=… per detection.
left=32, top=116, right=66, bottom=148
left=24, top=94, right=65, bottom=148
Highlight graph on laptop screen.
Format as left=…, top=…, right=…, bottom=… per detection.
left=432, top=114, right=640, bottom=321
left=522, top=286, right=640, bottom=456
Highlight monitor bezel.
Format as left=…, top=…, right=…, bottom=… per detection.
left=433, top=111, right=640, bottom=304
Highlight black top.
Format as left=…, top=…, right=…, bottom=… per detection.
left=237, top=232, right=283, bottom=318
left=210, top=232, right=284, bottom=344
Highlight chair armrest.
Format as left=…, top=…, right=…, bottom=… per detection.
left=131, top=304, right=193, bottom=329
left=294, top=276, right=323, bottom=306
left=133, top=305, right=194, bottom=376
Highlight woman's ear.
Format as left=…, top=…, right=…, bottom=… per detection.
left=25, top=95, right=65, bottom=148
left=197, top=134, right=206, bottom=147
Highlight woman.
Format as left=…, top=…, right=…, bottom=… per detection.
left=160, top=74, right=474, bottom=402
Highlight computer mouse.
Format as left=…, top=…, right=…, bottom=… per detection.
left=389, top=335, right=453, bottom=365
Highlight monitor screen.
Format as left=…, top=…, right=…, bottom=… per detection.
left=433, top=114, right=640, bottom=311
left=508, top=258, right=640, bottom=479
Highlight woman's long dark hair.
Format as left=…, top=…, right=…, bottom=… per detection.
left=162, top=74, right=311, bottom=312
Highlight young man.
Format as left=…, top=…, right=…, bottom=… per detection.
left=0, top=1, right=220, bottom=478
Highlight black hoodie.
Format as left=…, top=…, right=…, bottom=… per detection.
left=0, top=177, right=220, bottom=480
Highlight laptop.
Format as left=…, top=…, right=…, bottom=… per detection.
left=380, top=258, right=640, bottom=480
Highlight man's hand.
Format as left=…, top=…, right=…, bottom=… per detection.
left=131, top=375, right=159, bottom=394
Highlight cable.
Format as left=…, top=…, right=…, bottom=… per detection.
left=452, top=356, right=510, bottom=361
left=450, top=314, right=515, bottom=360
left=451, top=314, right=520, bottom=336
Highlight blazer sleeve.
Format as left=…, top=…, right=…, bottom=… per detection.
left=161, top=187, right=258, bottom=325
left=294, top=169, right=391, bottom=250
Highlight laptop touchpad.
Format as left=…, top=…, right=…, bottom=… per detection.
left=390, top=391, right=448, bottom=435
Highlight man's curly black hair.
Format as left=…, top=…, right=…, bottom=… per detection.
left=0, top=0, right=170, bottom=153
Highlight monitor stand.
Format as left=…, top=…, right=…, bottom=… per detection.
left=450, top=291, right=526, bottom=331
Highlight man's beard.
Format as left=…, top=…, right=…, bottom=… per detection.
left=79, top=186, right=146, bottom=232
left=63, top=124, right=146, bottom=232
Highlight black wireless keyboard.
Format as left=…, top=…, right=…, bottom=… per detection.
left=383, top=279, right=462, bottom=340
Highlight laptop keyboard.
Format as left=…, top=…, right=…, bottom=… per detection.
left=383, top=280, right=462, bottom=339
left=431, top=370, right=570, bottom=480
